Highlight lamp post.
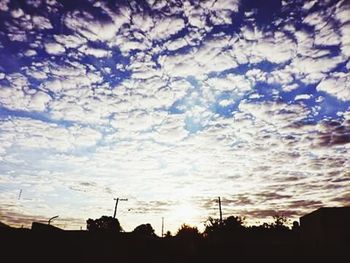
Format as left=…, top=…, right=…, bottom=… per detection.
left=48, top=215, right=59, bottom=225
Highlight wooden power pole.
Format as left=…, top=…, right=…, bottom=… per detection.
left=113, top=197, right=128, bottom=218
left=161, top=217, right=164, bottom=237
left=218, top=197, right=223, bottom=225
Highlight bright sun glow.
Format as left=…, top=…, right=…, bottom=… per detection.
left=171, top=203, right=202, bottom=223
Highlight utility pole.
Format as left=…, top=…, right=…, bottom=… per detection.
left=161, top=217, right=164, bottom=237
left=218, top=197, right=223, bottom=225
left=113, top=198, right=128, bottom=218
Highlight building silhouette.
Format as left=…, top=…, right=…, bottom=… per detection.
left=300, top=207, right=350, bottom=247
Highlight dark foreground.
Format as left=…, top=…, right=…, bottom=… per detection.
left=1, top=228, right=348, bottom=263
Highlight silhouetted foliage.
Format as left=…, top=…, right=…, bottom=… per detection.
left=204, top=215, right=245, bottom=238
left=292, top=220, right=300, bottom=231
left=225, top=215, right=245, bottom=230
left=176, top=224, right=202, bottom=240
left=164, top=230, right=172, bottom=238
left=204, top=217, right=221, bottom=237
left=133, top=223, right=156, bottom=237
left=271, top=215, right=289, bottom=230
left=86, top=216, right=122, bottom=232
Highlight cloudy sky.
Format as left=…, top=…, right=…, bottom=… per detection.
left=0, top=0, right=349, bottom=234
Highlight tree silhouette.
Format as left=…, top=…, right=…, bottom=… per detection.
left=164, top=230, right=172, bottom=238
left=204, top=215, right=245, bottom=238
left=132, top=223, right=156, bottom=237
left=176, top=224, right=202, bottom=240
left=271, top=215, right=289, bottom=230
left=225, top=216, right=245, bottom=231
left=86, top=216, right=122, bottom=232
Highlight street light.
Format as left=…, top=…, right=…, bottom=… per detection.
left=48, top=215, right=59, bottom=225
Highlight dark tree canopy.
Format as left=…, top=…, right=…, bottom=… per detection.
left=132, top=223, right=156, bottom=237
left=176, top=224, right=202, bottom=240
left=204, top=215, right=245, bottom=237
left=86, top=216, right=122, bottom=232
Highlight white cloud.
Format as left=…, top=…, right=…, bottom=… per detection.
left=24, top=49, right=37, bottom=57
left=248, top=32, right=296, bottom=64
left=44, top=42, right=65, bottom=55
left=302, top=0, right=317, bottom=11
left=219, top=99, right=234, bottom=107
left=316, top=72, right=350, bottom=101
left=165, top=37, right=188, bottom=51
left=303, top=11, right=326, bottom=28
left=314, top=23, right=340, bottom=46
left=28, top=91, right=52, bottom=112
left=291, top=55, right=344, bottom=77
left=131, top=13, right=154, bottom=32
left=0, top=86, right=29, bottom=111
left=0, top=0, right=9, bottom=11
left=64, top=10, right=128, bottom=42
left=340, top=23, right=350, bottom=56
left=78, top=46, right=111, bottom=58
left=159, top=35, right=239, bottom=77
left=54, top=34, right=87, bottom=49
left=150, top=17, right=185, bottom=40
left=295, top=94, right=312, bottom=100
left=200, top=0, right=239, bottom=12
left=206, top=74, right=252, bottom=94
left=209, top=10, right=232, bottom=25
left=185, top=6, right=207, bottom=29
left=11, top=8, right=24, bottom=18
left=335, top=1, right=350, bottom=24
left=32, top=16, right=53, bottom=30
left=25, top=67, right=47, bottom=80
left=42, top=79, right=63, bottom=93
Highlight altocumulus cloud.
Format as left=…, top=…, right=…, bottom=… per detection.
left=0, top=0, right=349, bottom=233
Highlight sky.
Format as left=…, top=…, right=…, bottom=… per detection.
left=0, top=0, right=349, bottom=235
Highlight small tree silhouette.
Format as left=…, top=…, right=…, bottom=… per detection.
left=164, top=230, right=172, bottom=238
left=133, top=223, right=156, bottom=237
left=176, top=224, right=202, bottom=240
left=86, top=216, right=122, bottom=232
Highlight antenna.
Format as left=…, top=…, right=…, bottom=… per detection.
left=18, top=189, right=22, bottom=200
left=113, top=197, right=128, bottom=218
